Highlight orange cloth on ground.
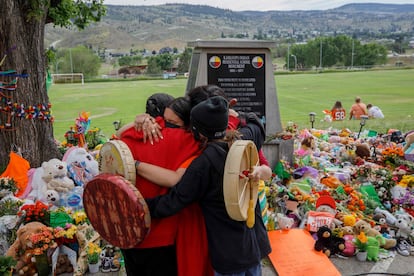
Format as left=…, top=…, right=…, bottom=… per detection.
left=0, top=152, right=30, bottom=197
left=267, top=229, right=340, bottom=276
left=176, top=156, right=214, bottom=276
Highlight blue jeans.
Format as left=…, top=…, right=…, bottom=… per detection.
left=214, top=263, right=261, bottom=276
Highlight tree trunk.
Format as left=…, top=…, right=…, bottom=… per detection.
left=0, top=0, right=61, bottom=169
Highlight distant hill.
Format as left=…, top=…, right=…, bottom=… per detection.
left=45, top=3, right=414, bottom=53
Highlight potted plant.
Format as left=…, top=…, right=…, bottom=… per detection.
left=354, top=231, right=368, bottom=261
left=0, top=177, right=17, bottom=198
left=29, top=226, right=58, bottom=276
left=0, top=256, right=17, bottom=276
left=86, top=242, right=102, bottom=274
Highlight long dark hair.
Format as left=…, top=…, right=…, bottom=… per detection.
left=168, top=96, right=192, bottom=127
left=187, top=85, right=226, bottom=108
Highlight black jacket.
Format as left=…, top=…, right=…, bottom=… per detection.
left=146, top=121, right=271, bottom=273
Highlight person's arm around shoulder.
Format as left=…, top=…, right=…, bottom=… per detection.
left=135, top=161, right=186, bottom=187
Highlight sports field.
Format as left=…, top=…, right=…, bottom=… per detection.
left=48, top=69, right=414, bottom=141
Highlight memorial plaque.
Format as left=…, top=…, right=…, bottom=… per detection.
left=207, top=54, right=266, bottom=121
left=186, top=39, right=292, bottom=168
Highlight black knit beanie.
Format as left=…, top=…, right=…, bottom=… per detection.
left=146, top=93, right=174, bottom=118
left=190, top=96, right=229, bottom=140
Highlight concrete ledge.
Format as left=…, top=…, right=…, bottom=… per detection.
left=262, top=139, right=294, bottom=170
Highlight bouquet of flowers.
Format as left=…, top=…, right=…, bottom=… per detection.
left=86, top=242, right=102, bottom=264
left=0, top=177, right=18, bottom=197
left=54, top=223, right=78, bottom=246
left=381, top=146, right=404, bottom=166
left=17, top=201, right=50, bottom=225
left=29, top=226, right=57, bottom=256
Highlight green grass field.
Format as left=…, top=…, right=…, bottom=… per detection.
left=49, top=69, right=414, bottom=141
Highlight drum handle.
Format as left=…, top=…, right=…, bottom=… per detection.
left=246, top=160, right=259, bottom=228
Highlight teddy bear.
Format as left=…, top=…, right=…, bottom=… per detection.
left=394, top=213, right=414, bottom=242
left=340, top=226, right=356, bottom=257
left=26, top=158, right=74, bottom=203
left=314, top=225, right=345, bottom=257
left=46, top=189, right=60, bottom=208
left=63, top=146, right=99, bottom=186
left=372, top=212, right=391, bottom=237
left=5, top=221, right=47, bottom=273
left=276, top=213, right=295, bottom=230
left=353, top=219, right=396, bottom=249
left=45, top=159, right=75, bottom=193
left=55, top=254, right=74, bottom=275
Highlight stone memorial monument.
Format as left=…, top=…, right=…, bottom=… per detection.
left=185, top=39, right=293, bottom=169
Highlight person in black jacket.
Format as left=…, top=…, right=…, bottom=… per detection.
left=146, top=96, right=271, bottom=275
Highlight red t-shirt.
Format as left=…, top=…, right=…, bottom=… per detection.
left=121, top=118, right=200, bottom=248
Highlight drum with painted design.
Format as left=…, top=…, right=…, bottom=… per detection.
left=98, top=140, right=136, bottom=183
left=83, top=173, right=150, bottom=248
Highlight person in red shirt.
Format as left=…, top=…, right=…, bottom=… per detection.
left=120, top=95, right=202, bottom=276
left=331, top=101, right=346, bottom=121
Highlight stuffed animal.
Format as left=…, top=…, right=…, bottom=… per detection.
left=55, top=254, right=74, bottom=275
left=45, top=159, right=75, bottom=193
left=366, top=235, right=382, bottom=261
left=63, top=147, right=99, bottom=186
left=372, top=212, right=391, bottom=236
left=26, top=158, right=74, bottom=203
left=353, top=219, right=396, bottom=249
left=299, top=195, right=342, bottom=231
left=340, top=226, right=356, bottom=257
left=394, top=213, right=414, bottom=241
left=314, top=226, right=345, bottom=257
left=276, top=213, right=294, bottom=230
left=314, top=195, right=343, bottom=227
left=46, top=189, right=60, bottom=207
left=355, top=143, right=371, bottom=160
left=5, top=221, right=47, bottom=273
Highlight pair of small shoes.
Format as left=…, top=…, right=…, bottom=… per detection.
left=101, top=256, right=120, bottom=272
left=396, top=240, right=411, bottom=256
left=101, top=257, right=112, bottom=273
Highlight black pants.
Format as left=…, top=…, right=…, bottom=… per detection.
left=122, top=245, right=177, bottom=276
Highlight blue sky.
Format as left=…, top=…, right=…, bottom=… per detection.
left=103, top=0, right=414, bottom=11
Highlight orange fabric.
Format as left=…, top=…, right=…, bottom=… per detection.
left=267, top=229, right=341, bottom=276
left=331, top=108, right=346, bottom=121
left=177, top=156, right=213, bottom=276
left=0, top=152, right=30, bottom=197
left=179, top=156, right=197, bottom=169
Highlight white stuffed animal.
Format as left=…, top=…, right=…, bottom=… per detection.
left=395, top=213, right=414, bottom=241
left=46, top=189, right=60, bottom=207
left=26, top=158, right=74, bottom=202
left=63, top=147, right=99, bottom=186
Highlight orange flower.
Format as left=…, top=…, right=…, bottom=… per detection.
left=357, top=231, right=367, bottom=243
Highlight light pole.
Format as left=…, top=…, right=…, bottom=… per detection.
left=357, top=115, right=369, bottom=139
left=309, top=112, right=316, bottom=129
left=55, top=60, right=63, bottom=74
left=287, top=44, right=290, bottom=71
left=291, top=54, right=297, bottom=71
left=351, top=39, right=354, bottom=69
left=319, top=39, right=323, bottom=69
